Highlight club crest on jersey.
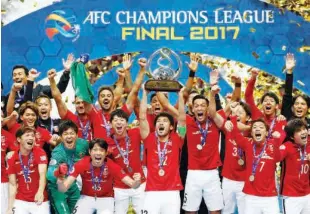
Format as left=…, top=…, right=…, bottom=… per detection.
left=49, top=159, right=57, bottom=165
left=279, top=145, right=286, bottom=150
left=103, top=167, right=109, bottom=175
left=40, top=156, right=47, bottom=161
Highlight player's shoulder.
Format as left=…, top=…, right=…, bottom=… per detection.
left=76, top=138, right=89, bottom=150
left=128, top=128, right=140, bottom=138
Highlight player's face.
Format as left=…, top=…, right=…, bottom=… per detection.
left=75, top=97, right=86, bottom=115
left=12, top=68, right=27, bottom=85
left=61, top=128, right=78, bottom=150
left=193, top=98, right=208, bottom=122
left=151, top=96, right=163, bottom=115
left=262, top=96, right=278, bottom=116
left=90, top=143, right=107, bottom=167
left=293, top=97, right=308, bottom=118
left=236, top=105, right=249, bottom=124
left=251, top=121, right=268, bottom=143
left=21, top=108, right=37, bottom=127
left=187, top=92, right=198, bottom=109
left=37, top=98, right=51, bottom=120
left=293, top=127, right=308, bottom=146
left=99, top=90, right=113, bottom=112
left=18, top=131, right=35, bottom=151
left=155, top=116, right=173, bottom=137
left=111, top=115, right=127, bottom=136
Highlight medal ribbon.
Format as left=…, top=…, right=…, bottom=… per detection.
left=18, top=151, right=33, bottom=183
left=90, top=163, right=105, bottom=191
left=16, top=86, right=26, bottom=103
left=251, top=141, right=267, bottom=176
left=102, top=114, right=111, bottom=136
left=195, top=119, right=209, bottom=147
left=299, top=145, right=307, bottom=177
left=155, top=132, right=169, bottom=169
left=113, top=135, right=130, bottom=167
left=67, top=153, right=75, bottom=176
left=77, top=117, right=91, bottom=140
left=267, top=118, right=276, bottom=140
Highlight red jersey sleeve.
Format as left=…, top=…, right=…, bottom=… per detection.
left=40, top=129, right=52, bottom=144
left=278, top=142, right=290, bottom=161
left=35, top=148, right=48, bottom=164
left=70, top=158, right=87, bottom=178
left=121, top=104, right=132, bottom=118
left=245, top=78, right=263, bottom=120
left=143, top=132, right=153, bottom=149
left=231, top=119, right=249, bottom=151
left=5, top=131, right=18, bottom=151
left=107, top=158, right=127, bottom=180
left=88, top=106, right=101, bottom=126
left=8, top=123, right=21, bottom=137
left=6, top=152, right=17, bottom=175
left=63, top=109, right=77, bottom=122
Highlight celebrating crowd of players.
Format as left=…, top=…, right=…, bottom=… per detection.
left=1, top=52, right=309, bottom=214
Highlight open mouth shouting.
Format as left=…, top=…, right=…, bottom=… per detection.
left=40, top=110, right=49, bottom=119
left=254, top=132, right=263, bottom=142
left=300, top=133, right=308, bottom=145
left=26, top=139, right=34, bottom=147
left=295, top=109, right=304, bottom=117
left=154, top=107, right=161, bottom=115
left=157, top=126, right=166, bottom=135
left=196, top=112, right=205, bottom=121
left=94, top=156, right=103, bottom=164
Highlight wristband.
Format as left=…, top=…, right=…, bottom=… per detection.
left=189, top=70, right=196, bottom=77
left=235, top=83, right=241, bottom=87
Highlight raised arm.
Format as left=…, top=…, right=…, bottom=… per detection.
left=209, top=85, right=225, bottom=129
left=112, top=68, right=125, bottom=108
left=125, top=58, right=146, bottom=112
left=224, top=74, right=242, bottom=116
left=6, top=83, right=23, bottom=116
left=34, top=164, right=47, bottom=204
left=139, top=86, right=150, bottom=140
left=224, top=117, right=249, bottom=151
left=123, top=54, right=134, bottom=93
left=281, top=53, right=295, bottom=120
left=177, top=88, right=186, bottom=139
left=245, top=68, right=262, bottom=120
left=48, top=69, right=68, bottom=118
left=156, top=92, right=179, bottom=119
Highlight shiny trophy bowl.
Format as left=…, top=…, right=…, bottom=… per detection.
left=145, top=48, right=182, bottom=91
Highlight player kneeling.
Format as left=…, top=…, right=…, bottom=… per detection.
left=57, top=138, right=141, bottom=214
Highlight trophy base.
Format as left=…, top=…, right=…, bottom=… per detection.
left=145, top=80, right=182, bottom=92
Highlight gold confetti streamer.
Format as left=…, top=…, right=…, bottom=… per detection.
left=252, top=52, right=260, bottom=59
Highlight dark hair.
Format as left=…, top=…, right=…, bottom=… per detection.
left=154, top=112, right=174, bottom=127
left=239, top=101, right=252, bottom=117
left=35, top=94, right=52, bottom=105
left=150, top=93, right=157, bottom=103
left=250, top=118, right=269, bottom=131
left=98, top=87, right=114, bottom=99
left=19, top=101, right=39, bottom=117
left=12, top=65, right=29, bottom=76
left=292, top=95, right=310, bottom=108
left=192, top=94, right=209, bottom=106
left=284, top=119, right=307, bottom=140
left=59, top=120, right=78, bottom=135
left=110, top=109, right=129, bottom=122
left=89, top=138, right=108, bottom=151
left=260, top=92, right=279, bottom=104
left=189, top=90, right=199, bottom=96
left=16, top=126, right=36, bottom=138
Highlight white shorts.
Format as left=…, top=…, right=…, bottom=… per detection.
left=282, top=194, right=310, bottom=214
left=74, top=195, right=114, bottom=214
left=1, top=183, right=8, bottom=214
left=244, top=194, right=280, bottom=214
left=114, top=182, right=145, bottom=214
left=12, top=200, right=50, bottom=214
left=182, top=169, right=224, bottom=212
left=222, top=177, right=245, bottom=214
left=143, top=191, right=180, bottom=214
left=76, top=175, right=83, bottom=191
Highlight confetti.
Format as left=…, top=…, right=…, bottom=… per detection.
left=282, top=46, right=287, bottom=51
left=297, top=80, right=305, bottom=86
left=252, top=52, right=260, bottom=59
left=249, top=27, right=256, bottom=33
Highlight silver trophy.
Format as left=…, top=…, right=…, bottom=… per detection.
left=145, top=48, right=182, bottom=91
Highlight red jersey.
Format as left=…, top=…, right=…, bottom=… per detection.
left=245, top=78, right=287, bottom=143
left=63, top=110, right=93, bottom=141
left=107, top=128, right=146, bottom=189
left=232, top=127, right=281, bottom=196
left=1, top=129, right=18, bottom=183
left=70, top=156, right=127, bottom=197
left=89, top=105, right=131, bottom=140
left=9, top=123, right=52, bottom=148
left=7, top=147, right=48, bottom=202
left=143, top=132, right=184, bottom=191
left=279, top=141, right=310, bottom=196
left=221, top=118, right=246, bottom=181
left=186, top=115, right=222, bottom=170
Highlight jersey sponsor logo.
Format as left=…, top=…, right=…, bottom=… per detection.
left=192, top=130, right=212, bottom=135
left=49, top=159, right=57, bottom=165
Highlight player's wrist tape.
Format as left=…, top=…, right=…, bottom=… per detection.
left=189, top=70, right=196, bottom=77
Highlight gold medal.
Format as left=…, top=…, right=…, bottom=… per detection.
left=249, top=175, right=255, bottom=182
left=158, top=169, right=165, bottom=176
left=238, top=159, right=244, bottom=166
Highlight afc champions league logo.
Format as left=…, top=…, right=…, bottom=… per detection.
left=45, top=10, right=80, bottom=42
